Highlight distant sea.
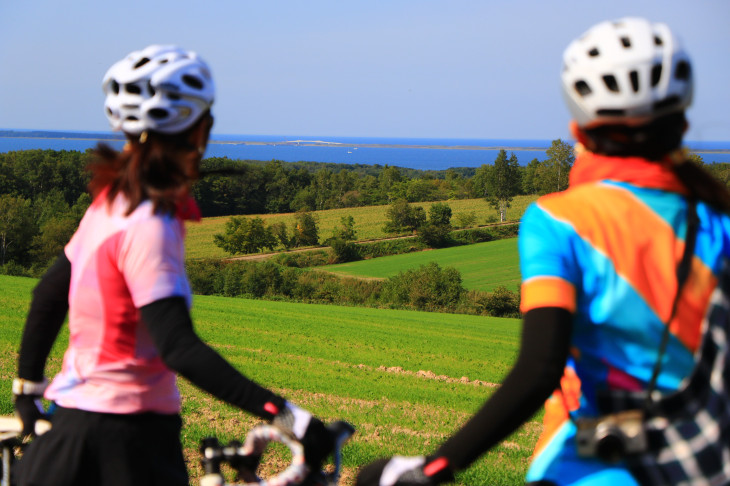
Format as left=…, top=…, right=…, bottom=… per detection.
left=1, top=130, right=729, bottom=170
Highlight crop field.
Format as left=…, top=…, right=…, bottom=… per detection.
left=184, top=195, right=537, bottom=260
left=0, top=275, right=538, bottom=485
left=322, top=237, right=520, bottom=292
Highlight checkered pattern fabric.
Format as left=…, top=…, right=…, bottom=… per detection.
left=597, top=262, right=730, bottom=485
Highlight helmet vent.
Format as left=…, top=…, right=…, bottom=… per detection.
left=149, top=108, right=169, bottom=120
left=110, top=80, right=120, bottom=95
left=629, top=71, right=640, bottom=92
left=602, top=75, right=619, bottom=92
left=621, top=37, right=631, bottom=48
left=134, top=57, right=150, bottom=69
left=182, top=74, right=204, bottom=90
left=596, top=108, right=625, bottom=117
left=675, top=61, right=690, bottom=80
left=125, top=84, right=142, bottom=95
left=574, top=81, right=592, bottom=96
left=588, top=48, right=599, bottom=57
left=651, top=65, right=662, bottom=87
left=654, top=35, right=663, bottom=46
left=147, top=81, right=155, bottom=96
left=168, top=93, right=181, bottom=101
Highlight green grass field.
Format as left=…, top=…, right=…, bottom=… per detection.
left=0, top=275, right=537, bottom=485
left=184, top=196, right=537, bottom=260
left=321, top=238, right=520, bottom=292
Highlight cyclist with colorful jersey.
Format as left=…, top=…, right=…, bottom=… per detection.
left=356, top=17, right=730, bottom=486
left=13, top=45, right=334, bottom=486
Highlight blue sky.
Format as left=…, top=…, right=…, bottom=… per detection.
left=1, top=1, right=728, bottom=142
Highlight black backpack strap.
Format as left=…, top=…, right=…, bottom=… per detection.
left=644, top=199, right=699, bottom=410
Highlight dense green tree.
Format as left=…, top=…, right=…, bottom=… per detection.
left=522, top=158, right=542, bottom=195
left=269, top=221, right=291, bottom=250
left=378, top=166, right=403, bottom=203
left=292, top=212, right=319, bottom=247
left=538, top=139, right=575, bottom=194
left=473, top=150, right=521, bottom=222
left=428, top=202, right=452, bottom=227
left=213, top=216, right=277, bottom=255
left=0, top=194, right=37, bottom=265
left=264, top=161, right=299, bottom=214
left=383, top=199, right=427, bottom=234
left=332, top=215, right=357, bottom=242
left=419, top=202, right=453, bottom=247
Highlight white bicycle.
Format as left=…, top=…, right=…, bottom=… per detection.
left=0, top=416, right=354, bottom=486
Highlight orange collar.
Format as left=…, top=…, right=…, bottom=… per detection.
left=569, top=151, right=687, bottom=194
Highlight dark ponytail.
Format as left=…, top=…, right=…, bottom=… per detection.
left=672, top=160, right=730, bottom=214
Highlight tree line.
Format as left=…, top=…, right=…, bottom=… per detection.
left=0, top=143, right=724, bottom=274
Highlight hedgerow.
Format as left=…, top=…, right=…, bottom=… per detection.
left=186, top=259, right=520, bottom=318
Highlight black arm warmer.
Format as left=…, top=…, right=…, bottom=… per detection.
left=18, top=253, right=71, bottom=381
left=435, top=307, right=573, bottom=470
left=140, top=297, right=285, bottom=420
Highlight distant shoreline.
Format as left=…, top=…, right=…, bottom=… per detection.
left=2, top=135, right=728, bottom=154
left=212, top=140, right=552, bottom=151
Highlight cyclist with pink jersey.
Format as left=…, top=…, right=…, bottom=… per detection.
left=13, top=45, right=334, bottom=486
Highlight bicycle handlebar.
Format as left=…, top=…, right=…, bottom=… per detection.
left=200, top=420, right=355, bottom=486
left=0, top=416, right=355, bottom=486
left=0, top=416, right=51, bottom=440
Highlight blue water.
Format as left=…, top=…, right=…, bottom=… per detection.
left=1, top=132, right=729, bottom=169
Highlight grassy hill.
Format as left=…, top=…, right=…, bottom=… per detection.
left=0, top=274, right=535, bottom=485
left=322, top=238, right=520, bottom=292
left=184, top=196, right=537, bottom=260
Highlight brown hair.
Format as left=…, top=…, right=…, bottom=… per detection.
left=88, top=112, right=213, bottom=216
left=584, top=113, right=730, bottom=213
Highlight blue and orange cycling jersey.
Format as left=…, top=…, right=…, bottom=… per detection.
left=521, top=151, right=730, bottom=484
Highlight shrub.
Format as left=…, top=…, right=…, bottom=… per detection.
left=451, top=224, right=519, bottom=245
left=454, top=211, right=477, bottom=229
left=358, top=238, right=428, bottom=259
left=186, top=259, right=226, bottom=295
left=328, top=238, right=361, bottom=263
left=273, top=249, right=330, bottom=268
left=382, top=262, right=464, bottom=311
left=0, top=261, right=31, bottom=277
left=480, top=285, right=521, bottom=318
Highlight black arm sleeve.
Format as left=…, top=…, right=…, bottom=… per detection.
left=18, top=253, right=71, bottom=381
left=435, top=307, right=573, bottom=470
left=140, top=296, right=285, bottom=420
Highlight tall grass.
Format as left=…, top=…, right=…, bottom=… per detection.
left=0, top=275, right=538, bottom=485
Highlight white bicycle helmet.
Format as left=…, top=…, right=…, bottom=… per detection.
left=102, top=45, right=215, bottom=135
left=561, top=17, right=693, bottom=128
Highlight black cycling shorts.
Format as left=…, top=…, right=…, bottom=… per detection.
left=16, top=407, right=188, bottom=486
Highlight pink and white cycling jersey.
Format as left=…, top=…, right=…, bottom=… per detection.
left=45, top=191, right=192, bottom=414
